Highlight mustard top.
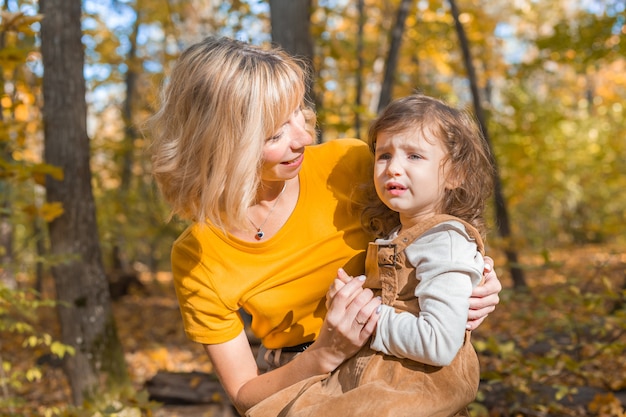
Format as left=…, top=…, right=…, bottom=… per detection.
left=171, top=139, right=374, bottom=348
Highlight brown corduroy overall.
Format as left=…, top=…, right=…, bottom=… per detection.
left=247, top=215, right=485, bottom=417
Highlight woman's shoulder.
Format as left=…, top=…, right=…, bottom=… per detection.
left=299, top=138, right=371, bottom=202
left=307, top=138, right=368, bottom=158
left=171, top=223, right=202, bottom=259
left=172, top=222, right=222, bottom=260
left=305, top=138, right=371, bottom=174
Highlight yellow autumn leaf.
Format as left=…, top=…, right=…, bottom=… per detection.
left=189, top=375, right=201, bottom=389
left=32, top=163, right=64, bottom=185
left=40, top=202, right=65, bottom=222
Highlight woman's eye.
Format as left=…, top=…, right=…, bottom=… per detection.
left=267, top=132, right=283, bottom=142
left=376, top=153, right=391, bottom=160
left=408, top=154, right=422, bottom=160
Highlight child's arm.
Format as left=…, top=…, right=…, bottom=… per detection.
left=370, top=223, right=483, bottom=366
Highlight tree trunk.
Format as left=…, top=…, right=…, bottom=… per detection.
left=354, top=0, right=365, bottom=137
left=121, top=15, right=139, bottom=197
left=0, top=152, right=15, bottom=290
left=39, top=0, right=129, bottom=404
left=269, top=0, right=323, bottom=142
left=377, top=0, right=412, bottom=113
left=34, top=216, right=45, bottom=295
left=268, top=0, right=312, bottom=55
left=448, top=0, right=526, bottom=287
left=269, top=0, right=314, bottom=100
left=112, top=8, right=142, bottom=275
left=0, top=27, right=16, bottom=291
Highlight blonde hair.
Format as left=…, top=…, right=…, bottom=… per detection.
left=362, top=94, right=494, bottom=239
left=148, top=37, right=315, bottom=229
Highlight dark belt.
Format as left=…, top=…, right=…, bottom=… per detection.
left=281, top=341, right=313, bottom=353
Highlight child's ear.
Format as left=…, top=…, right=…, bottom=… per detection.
left=443, top=160, right=464, bottom=190
left=444, top=170, right=464, bottom=190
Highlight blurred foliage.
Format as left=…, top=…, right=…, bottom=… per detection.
left=472, top=245, right=626, bottom=416
left=0, top=285, right=160, bottom=417
left=0, top=285, right=74, bottom=416
left=3, top=0, right=625, bottom=276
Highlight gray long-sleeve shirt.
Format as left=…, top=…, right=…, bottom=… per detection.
left=370, top=220, right=484, bottom=366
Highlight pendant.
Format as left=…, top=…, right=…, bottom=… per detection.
left=255, top=230, right=265, bottom=240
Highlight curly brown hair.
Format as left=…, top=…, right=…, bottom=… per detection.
left=361, top=94, right=495, bottom=240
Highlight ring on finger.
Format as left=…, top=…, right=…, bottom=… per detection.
left=355, top=318, right=366, bottom=326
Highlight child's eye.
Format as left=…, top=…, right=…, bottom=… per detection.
left=408, top=154, right=423, bottom=160
left=376, top=153, right=391, bottom=160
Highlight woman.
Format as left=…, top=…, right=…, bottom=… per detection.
left=149, top=36, right=501, bottom=415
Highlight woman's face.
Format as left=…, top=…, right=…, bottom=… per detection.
left=260, top=107, right=314, bottom=182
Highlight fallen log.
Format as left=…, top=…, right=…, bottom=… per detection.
left=145, top=370, right=231, bottom=406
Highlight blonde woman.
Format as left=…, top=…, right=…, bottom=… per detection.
left=149, top=37, right=501, bottom=416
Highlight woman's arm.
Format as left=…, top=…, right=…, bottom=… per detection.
left=467, top=256, right=501, bottom=330
left=206, top=276, right=381, bottom=415
left=206, top=331, right=351, bottom=415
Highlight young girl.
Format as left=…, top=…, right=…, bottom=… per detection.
left=247, top=94, right=494, bottom=417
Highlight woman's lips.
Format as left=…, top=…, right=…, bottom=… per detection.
left=282, top=153, right=304, bottom=167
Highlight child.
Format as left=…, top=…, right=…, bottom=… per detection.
left=246, top=94, right=495, bottom=417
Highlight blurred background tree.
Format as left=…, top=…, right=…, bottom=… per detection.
left=3, top=0, right=619, bottom=282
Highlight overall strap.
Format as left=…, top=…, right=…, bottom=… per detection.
left=375, top=214, right=485, bottom=305
left=392, top=214, right=484, bottom=255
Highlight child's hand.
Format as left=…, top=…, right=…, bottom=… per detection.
left=326, top=268, right=362, bottom=310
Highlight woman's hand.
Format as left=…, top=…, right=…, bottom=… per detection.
left=467, top=256, right=502, bottom=330
left=311, top=270, right=381, bottom=372
left=325, top=268, right=356, bottom=309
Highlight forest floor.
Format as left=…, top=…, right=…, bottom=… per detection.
left=6, top=243, right=626, bottom=417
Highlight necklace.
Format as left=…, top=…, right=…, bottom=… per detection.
left=248, top=182, right=287, bottom=240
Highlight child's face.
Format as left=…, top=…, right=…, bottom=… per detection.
left=373, top=128, right=453, bottom=227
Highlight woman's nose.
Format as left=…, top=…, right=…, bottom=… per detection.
left=291, top=119, right=313, bottom=148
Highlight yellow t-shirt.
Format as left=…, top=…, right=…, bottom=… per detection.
left=171, top=139, right=374, bottom=349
